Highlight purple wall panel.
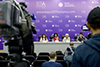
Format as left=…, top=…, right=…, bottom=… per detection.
left=0, top=0, right=100, bottom=49
left=23, top=0, right=99, bottom=41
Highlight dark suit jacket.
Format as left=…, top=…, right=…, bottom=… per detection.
left=42, top=60, right=62, bottom=67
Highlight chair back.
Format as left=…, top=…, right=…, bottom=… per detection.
left=33, top=60, right=46, bottom=67
left=38, top=52, right=49, bottom=56
left=33, top=52, right=37, bottom=58
left=56, top=60, right=68, bottom=67
left=23, top=55, right=35, bottom=64
left=56, top=51, right=64, bottom=56
left=0, top=60, right=9, bottom=67
left=37, top=55, right=49, bottom=61
left=0, top=53, right=8, bottom=59
left=10, top=60, right=30, bottom=67
left=57, top=55, right=64, bottom=60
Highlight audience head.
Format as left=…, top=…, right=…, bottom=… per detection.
left=49, top=52, right=57, bottom=61
left=65, top=34, right=69, bottom=38
left=79, top=32, right=83, bottom=37
left=70, top=42, right=74, bottom=46
left=87, top=7, right=100, bottom=35
left=54, top=33, right=58, bottom=38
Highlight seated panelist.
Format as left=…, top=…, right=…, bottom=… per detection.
left=52, top=33, right=60, bottom=42
left=77, top=32, right=85, bottom=43
left=40, top=33, right=48, bottom=42
left=62, top=34, right=70, bottom=42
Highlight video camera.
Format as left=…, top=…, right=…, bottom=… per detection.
left=0, top=0, right=36, bottom=63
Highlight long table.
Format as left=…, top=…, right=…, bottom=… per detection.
left=34, top=42, right=81, bottom=54
left=3, top=42, right=81, bottom=54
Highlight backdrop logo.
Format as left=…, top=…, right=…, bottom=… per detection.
left=88, top=6, right=93, bottom=9
left=81, top=19, right=86, bottom=23
left=65, top=24, right=69, bottom=27
left=75, top=15, right=82, bottom=18
left=52, top=25, right=59, bottom=27
left=52, top=16, right=55, bottom=18
left=45, top=29, right=53, bottom=32
left=42, top=15, right=47, bottom=18
left=82, top=10, right=86, bottom=13
left=64, top=2, right=75, bottom=7
left=45, top=20, right=48, bottom=23
left=58, top=20, right=63, bottom=23
left=92, top=1, right=99, bottom=4
left=36, top=29, right=40, bottom=32
left=68, top=29, right=71, bottom=31
left=45, top=20, right=53, bottom=23
left=36, top=20, right=40, bottom=23
left=65, top=15, right=69, bottom=18
left=82, top=1, right=86, bottom=4
left=52, top=15, right=59, bottom=18
left=52, top=25, right=55, bottom=27
left=75, top=24, right=81, bottom=27
left=68, top=29, right=76, bottom=32
left=42, top=2, right=46, bottom=5
left=42, top=24, right=47, bottom=27
left=45, top=29, right=48, bottom=32
left=55, top=25, right=59, bottom=27
left=68, top=20, right=75, bottom=23
left=36, top=1, right=46, bottom=8
left=58, top=29, right=63, bottom=32
left=58, top=2, right=63, bottom=7
left=75, top=25, right=77, bottom=27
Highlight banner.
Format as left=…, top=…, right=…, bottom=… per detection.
left=23, top=0, right=99, bottom=41
left=0, top=0, right=100, bottom=50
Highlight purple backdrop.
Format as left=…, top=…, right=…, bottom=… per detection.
left=0, top=0, right=100, bottom=49
left=23, top=0, right=99, bottom=41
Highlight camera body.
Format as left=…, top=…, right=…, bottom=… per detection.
left=0, top=1, right=21, bottom=38
left=0, top=1, right=36, bottom=63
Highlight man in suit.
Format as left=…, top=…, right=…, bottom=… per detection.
left=42, top=52, right=62, bottom=67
